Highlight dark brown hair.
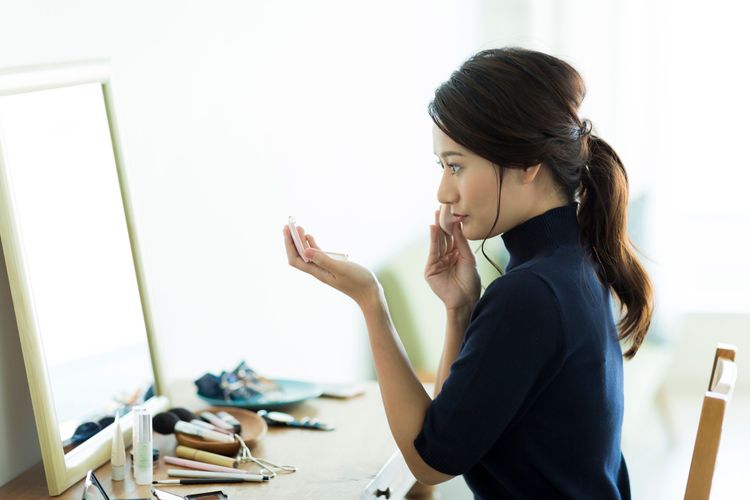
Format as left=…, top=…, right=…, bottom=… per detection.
left=428, top=47, right=652, bottom=359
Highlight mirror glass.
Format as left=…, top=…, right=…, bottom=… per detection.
left=0, top=83, right=155, bottom=448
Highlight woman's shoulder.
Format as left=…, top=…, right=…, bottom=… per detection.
left=481, top=268, right=559, bottom=311
left=469, top=267, right=566, bottom=354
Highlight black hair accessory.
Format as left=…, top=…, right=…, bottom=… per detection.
left=194, top=361, right=281, bottom=401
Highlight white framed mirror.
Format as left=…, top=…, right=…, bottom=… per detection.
left=0, top=61, right=168, bottom=496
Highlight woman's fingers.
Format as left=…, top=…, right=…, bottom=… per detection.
left=430, top=206, right=461, bottom=267
left=302, top=253, right=336, bottom=283
left=431, top=210, right=443, bottom=259
left=284, top=225, right=381, bottom=308
left=296, top=225, right=311, bottom=249
left=305, top=233, right=322, bottom=250
left=283, top=226, right=335, bottom=281
left=428, top=224, right=440, bottom=263
left=304, top=246, right=363, bottom=290
left=425, top=246, right=459, bottom=278
left=438, top=205, right=455, bottom=254
left=283, top=225, right=306, bottom=264
left=452, top=220, right=474, bottom=260
left=435, top=209, right=447, bottom=256
left=305, top=247, right=341, bottom=271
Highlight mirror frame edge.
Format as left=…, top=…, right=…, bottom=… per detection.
left=101, top=77, right=166, bottom=398
left=0, top=60, right=168, bottom=496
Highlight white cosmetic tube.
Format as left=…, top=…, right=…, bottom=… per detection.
left=133, top=406, right=153, bottom=485
left=110, top=413, right=126, bottom=481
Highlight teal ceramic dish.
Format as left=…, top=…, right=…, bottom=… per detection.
left=196, top=379, right=322, bottom=410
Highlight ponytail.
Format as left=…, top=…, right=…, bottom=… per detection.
left=578, top=135, right=654, bottom=359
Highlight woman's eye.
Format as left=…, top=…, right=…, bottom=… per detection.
left=434, top=160, right=461, bottom=175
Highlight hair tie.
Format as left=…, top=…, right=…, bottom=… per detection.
left=578, top=118, right=593, bottom=138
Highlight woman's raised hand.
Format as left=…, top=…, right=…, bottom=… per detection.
left=283, top=224, right=382, bottom=309
left=424, top=205, right=481, bottom=311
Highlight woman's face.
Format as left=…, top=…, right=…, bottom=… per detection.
left=433, top=124, right=532, bottom=240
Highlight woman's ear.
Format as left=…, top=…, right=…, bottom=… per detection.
left=519, top=163, right=542, bottom=184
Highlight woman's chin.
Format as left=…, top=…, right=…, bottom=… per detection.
left=461, top=227, right=478, bottom=241
left=463, top=224, right=502, bottom=241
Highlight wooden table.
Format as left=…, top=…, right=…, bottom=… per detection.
left=0, top=381, right=435, bottom=499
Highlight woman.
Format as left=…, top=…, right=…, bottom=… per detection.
left=282, top=47, right=652, bottom=499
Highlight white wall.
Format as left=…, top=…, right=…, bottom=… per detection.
left=0, top=0, right=498, bottom=486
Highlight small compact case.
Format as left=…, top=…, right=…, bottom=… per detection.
left=185, top=492, right=228, bottom=500
left=152, top=489, right=228, bottom=500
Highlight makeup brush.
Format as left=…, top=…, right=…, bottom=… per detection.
left=153, top=411, right=181, bottom=435
left=200, top=411, right=235, bottom=432
left=216, top=411, right=242, bottom=434
left=168, top=407, right=234, bottom=435
left=153, top=412, right=234, bottom=443
left=168, top=407, right=200, bottom=422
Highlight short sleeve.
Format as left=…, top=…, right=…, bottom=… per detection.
left=414, top=271, right=564, bottom=475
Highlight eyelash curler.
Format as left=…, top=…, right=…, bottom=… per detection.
left=233, top=433, right=297, bottom=477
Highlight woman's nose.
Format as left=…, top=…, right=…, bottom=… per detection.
left=437, top=172, right=457, bottom=205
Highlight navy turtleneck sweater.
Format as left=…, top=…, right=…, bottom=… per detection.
left=414, top=203, right=630, bottom=500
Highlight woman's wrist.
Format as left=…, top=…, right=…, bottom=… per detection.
left=446, top=293, right=478, bottom=314
left=446, top=303, right=474, bottom=323
left=357, top=283, right=387, bottom=314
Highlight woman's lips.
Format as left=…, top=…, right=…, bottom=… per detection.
left=454, top=214, right=467, bottom=222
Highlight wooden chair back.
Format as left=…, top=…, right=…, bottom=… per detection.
left=684, top=343, right=737, bottom=500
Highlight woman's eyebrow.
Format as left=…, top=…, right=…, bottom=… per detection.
left=434, top=150, right=466, bottom=159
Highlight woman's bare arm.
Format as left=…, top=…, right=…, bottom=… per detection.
left=433, top=305, right=473, bottom=397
